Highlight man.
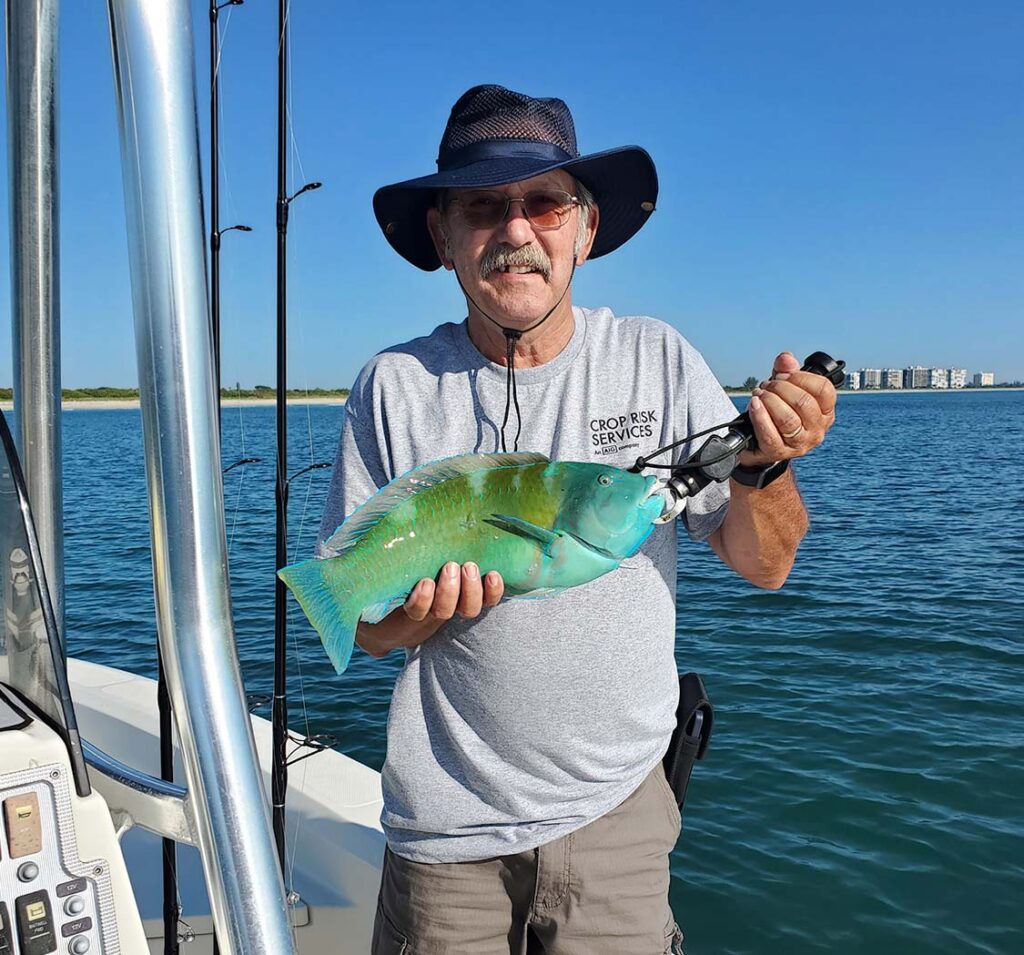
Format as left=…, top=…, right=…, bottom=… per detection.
left=318, top=85, right=836, bottom=954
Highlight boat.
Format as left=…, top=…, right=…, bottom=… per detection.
left=1, top=1, right=384, bottom=952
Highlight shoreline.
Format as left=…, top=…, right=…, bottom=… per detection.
left=0, top=387, right=1019, bottom=413
left=0, top=396, right=349, bottom=411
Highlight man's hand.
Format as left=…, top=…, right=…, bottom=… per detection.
left=355, top=562, right=504, bottom=658
left=737, top=351, right=837, bottom=468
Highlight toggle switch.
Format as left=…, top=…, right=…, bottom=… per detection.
left=4, top=792, right=43, bottom=857
left=14, top=890, right=56, bottom=954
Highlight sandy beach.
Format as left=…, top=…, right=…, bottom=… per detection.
left=1, top=388, right=1019, bottom=413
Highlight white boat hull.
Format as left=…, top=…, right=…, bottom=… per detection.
left=68, top=657, right=385, bottom=953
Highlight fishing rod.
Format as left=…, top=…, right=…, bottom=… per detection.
left=274, top=0, right=322, bottom=881
left=210, top=0, right=250, bottom=406
left=632, top=351, right=847, bottom=521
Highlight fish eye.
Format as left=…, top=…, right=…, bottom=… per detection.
left=597, top=474, right=612, bottom=486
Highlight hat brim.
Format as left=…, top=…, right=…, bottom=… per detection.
left=372, top=146, right=658, bottom=271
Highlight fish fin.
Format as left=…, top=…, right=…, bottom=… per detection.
left=323, top=452, right=549, bottom=554
left=360, top=596, right=405, bottom=625
left=485, top=513, right=560, bottom=556
left=278, top=558, right=360, bottom=674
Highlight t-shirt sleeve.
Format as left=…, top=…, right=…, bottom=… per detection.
left=315, top=364, right=390, bottom=557
left=677, top=341, right=741, bottom=542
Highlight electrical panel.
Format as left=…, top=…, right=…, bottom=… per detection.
left=1, top=766, right=119, bottom=954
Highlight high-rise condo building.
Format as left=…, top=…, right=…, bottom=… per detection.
left=862, top=368, right=882, bottom=389
left=974, top=372, right=995, bottom=387
left=948, top=368, right=967, bottom=389
left=883, top=368, right=903, bottom=389
left=905, top=365, right=929, bottom=389
left=844, top=371, right=862, bottom=390
left=929, top=368, right=950, bottom=389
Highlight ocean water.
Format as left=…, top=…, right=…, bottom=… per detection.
left=60, top=391, right=1023, bottom=955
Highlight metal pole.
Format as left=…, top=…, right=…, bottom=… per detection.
left=5, top=0, right=65, bottom=651
left=272, top=0, right=289, bottom=874
left=105, top=2, right=294, bottom=953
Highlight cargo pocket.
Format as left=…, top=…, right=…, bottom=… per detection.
left=372, top=902, right=410, bottom=955
left=663, top=918, right=685, bottom=955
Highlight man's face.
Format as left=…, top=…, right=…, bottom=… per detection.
left=427, top=170, right=598, bottom=329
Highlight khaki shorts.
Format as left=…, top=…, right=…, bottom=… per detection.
left=372, top=766, right=685, bottom=955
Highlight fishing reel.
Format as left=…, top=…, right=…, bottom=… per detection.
left=637, top=351, right=846, bottom=523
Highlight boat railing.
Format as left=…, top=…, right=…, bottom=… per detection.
left=82, top=740, right=196, bottom=846
left=5, top=0, right=299, bottom=952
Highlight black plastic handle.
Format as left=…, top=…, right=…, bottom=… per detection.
left=689, top=350, right=844, bottom=478
left=629, top=350, right=845, bottom=478
left=801, top=351, right=846, bottom=388
left=735, top=349, right=845, bottom=445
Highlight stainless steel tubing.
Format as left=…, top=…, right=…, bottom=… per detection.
left=82, top=740, right=196, bottom=845
left=4, top=0, right=65, bottom=646
left=105, top=2, right=295, bottom=952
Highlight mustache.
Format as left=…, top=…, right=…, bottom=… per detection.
left=479, top=244, right=552, bottom=280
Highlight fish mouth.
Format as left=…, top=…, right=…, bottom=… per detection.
left=642, top=476, right=662, bottom=501
left=564, top=530, right=619, bottom=561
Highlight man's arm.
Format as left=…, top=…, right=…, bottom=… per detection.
left=707, top=351, right=836, bottom=589
left=708, top=471, right=808, bottom=589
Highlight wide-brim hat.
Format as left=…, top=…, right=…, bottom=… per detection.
left=373, top=85, right=659, bottom=271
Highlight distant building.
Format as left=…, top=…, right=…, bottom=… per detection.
left=883, top=368, right=903, bottom=389
left=844, top=371, right=862, bottom=390
left=929, top=368, right=949, bottom=389
left=948, top=368, right=967, bottom=389
left=974, top=372, right=995, bottom=387
left=862, top=368, right=882, bottom=389
left=905, top=365, right=929, bottom=389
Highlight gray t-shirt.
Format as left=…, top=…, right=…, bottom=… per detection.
left=317, top=305, right=738, bottom=863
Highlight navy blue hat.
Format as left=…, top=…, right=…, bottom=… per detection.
left=373, top=85, right=659, bottom=271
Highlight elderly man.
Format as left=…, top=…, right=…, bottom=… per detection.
left=318, top=85, right=836, bottom=955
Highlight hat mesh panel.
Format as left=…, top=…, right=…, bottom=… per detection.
left=440, top=85, right=579, bottom=158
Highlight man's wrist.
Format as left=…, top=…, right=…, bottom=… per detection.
left=730, top=459, right=790, bottom=490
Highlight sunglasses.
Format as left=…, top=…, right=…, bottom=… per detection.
left=447, top=189, right=580, bottom=231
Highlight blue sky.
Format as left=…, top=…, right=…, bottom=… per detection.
left=1, top=0, right=1021, bottom=388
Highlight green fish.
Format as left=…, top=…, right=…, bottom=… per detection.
left=278, top=452, right=665, bottom=673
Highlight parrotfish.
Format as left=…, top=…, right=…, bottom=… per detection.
left=278, top=452, right=665, bottom=673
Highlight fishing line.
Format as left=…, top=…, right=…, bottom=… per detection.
left=213, top=5, right=234, bottom=87
left=633, top=416, right=747, bottom=470
left=286, top=38, right=309, bottom=192
left=216, top=16, right=241, bottom=231
left=225, top=394, right=254, bottom=554
left=215, top=6, right=252, bottom=559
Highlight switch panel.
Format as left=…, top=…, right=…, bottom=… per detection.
left=15, top=889, right=57, bottom=954
left=4, top=791, right=43, bottom=857
left=0, top=901, right=15, bottom=953
left=1, top=770, right=117, bottom=954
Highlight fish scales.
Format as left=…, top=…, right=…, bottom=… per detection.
left=278, top=453, right=664, bottom=673
left=352, top=462, right=559, bottom=596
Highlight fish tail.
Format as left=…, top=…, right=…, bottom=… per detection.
left=278, top=557, right=361, bottom=674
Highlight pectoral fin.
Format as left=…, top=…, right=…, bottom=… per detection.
left=486, top=513, right=560, bottom=556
